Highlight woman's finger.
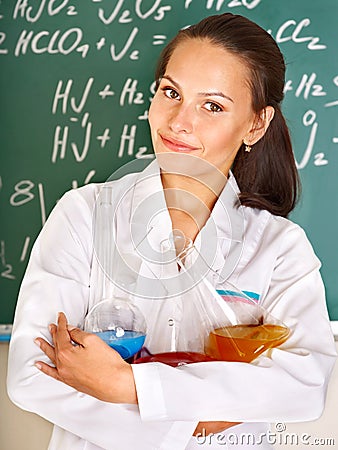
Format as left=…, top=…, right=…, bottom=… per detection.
left=35, top=338, right=57, bottom=365
left=35, top=360, right=61, bottom=381
left=56, top=312, right=73, bottom=347
left=68, top=327, right=96, bottom=348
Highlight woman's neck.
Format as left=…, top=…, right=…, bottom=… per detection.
left=160, top=170, right=228, bottom=243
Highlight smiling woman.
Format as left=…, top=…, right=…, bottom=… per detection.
left=7, top=12, right=336, bottom=450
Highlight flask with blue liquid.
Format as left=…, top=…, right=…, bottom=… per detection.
left=84, top=297, right=147, bottom=360
left=87, top=182, right=148, bottom=359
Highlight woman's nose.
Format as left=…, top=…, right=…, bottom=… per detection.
left=168, top=104, right=193, bottom=134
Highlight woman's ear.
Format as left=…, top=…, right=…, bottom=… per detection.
left=245, top=106, right=275, bottom=146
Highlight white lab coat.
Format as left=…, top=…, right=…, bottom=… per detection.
left=7, top=160, right=337, bottom=450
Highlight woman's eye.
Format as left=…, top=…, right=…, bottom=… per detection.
left=205, top=102, right=223, bottom=113
left=162, top=88, right=180, bottom=100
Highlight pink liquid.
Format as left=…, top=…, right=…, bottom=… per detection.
left=134, top=351, right=216, bottom=367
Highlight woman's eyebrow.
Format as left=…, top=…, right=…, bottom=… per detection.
left=161, top=75, right=180, bottom=88
left=161, top=75, right=234, bottom=103
left=197, top=90, right=234, bottom=103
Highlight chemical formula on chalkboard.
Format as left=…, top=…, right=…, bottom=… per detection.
left=51, top=76, right=156, bottom=163
left=1, top=0, right=338, bottom=323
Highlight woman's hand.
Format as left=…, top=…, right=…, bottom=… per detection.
left=193, top=421, right=240, bottom=436
left=34, top=312, right=137, bottom=404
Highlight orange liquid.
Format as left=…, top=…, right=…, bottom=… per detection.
left=206, top=324, right=290, bottom=363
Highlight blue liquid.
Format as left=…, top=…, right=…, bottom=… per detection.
left=94, top=330, right=146, bottom=359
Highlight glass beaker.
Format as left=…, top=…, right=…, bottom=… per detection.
left=84, top=297, right=147, bottom=360
left=203, top=289, right=290, bottom=363
left=89, top=181, right=148, bottom=359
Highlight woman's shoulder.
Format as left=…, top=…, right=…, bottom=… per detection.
left=268, top=212, right=309, bottom=242
left=243, top=202, right=307, bottom=238
left=247, top=206, right=318, bottom=263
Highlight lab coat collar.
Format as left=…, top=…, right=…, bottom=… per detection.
left=195, top=171, right=246, bottom=284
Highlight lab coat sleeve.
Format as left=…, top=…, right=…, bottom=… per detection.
left=7, top=188, right=197, bottom=450
left=132, top=223, right=337, bottom=423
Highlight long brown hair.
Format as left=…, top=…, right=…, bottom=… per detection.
left=154, top=13, right=300, bottom=218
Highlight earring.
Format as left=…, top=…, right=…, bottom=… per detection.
left=245, top=144, right=252, bottom=153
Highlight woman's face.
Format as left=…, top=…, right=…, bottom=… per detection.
left=148, top=38, right=259, bottom=176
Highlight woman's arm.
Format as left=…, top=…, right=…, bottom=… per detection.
left=35, top=312, right=239, bottom=436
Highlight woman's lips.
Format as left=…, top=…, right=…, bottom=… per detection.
left=160, top=135, right=199, bottom=152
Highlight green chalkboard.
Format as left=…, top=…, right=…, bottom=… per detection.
left=1, top=0, right=338, bottom=323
